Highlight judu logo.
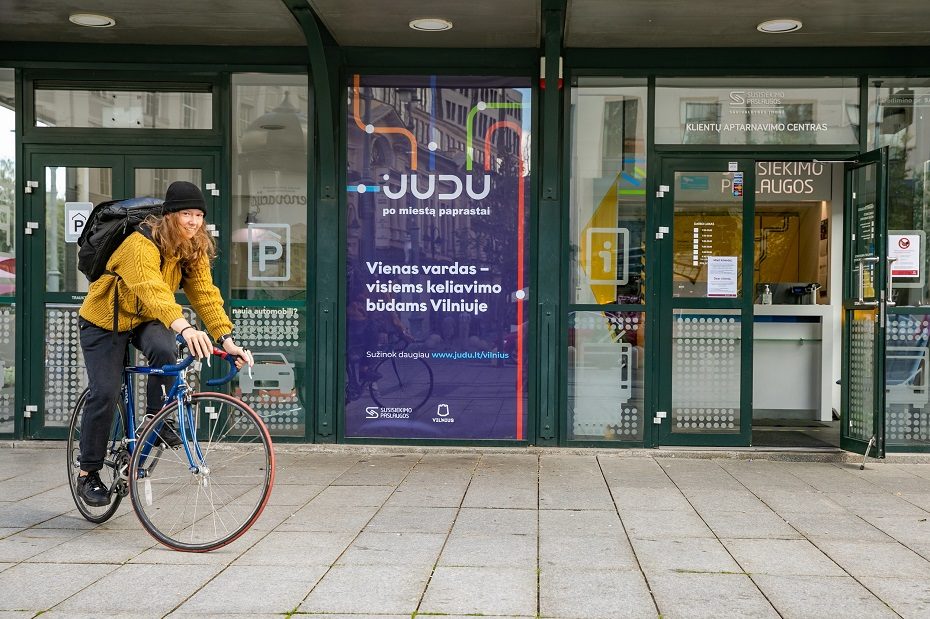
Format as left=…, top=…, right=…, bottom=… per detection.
left=381, top=173, right=492, bottom=201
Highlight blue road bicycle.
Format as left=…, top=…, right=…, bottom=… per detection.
left=66, top=336, right=275, bottom=552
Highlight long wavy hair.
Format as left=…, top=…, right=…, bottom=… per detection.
left=142, top=211, right=216, bottom=270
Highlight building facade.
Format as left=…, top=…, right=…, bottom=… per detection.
left=0, top=1, right=928, bottom=458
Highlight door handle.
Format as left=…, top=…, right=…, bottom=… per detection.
left=886, top=257, right=898, bottom=307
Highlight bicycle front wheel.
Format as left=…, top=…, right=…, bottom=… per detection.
left=129, top=392, right=275, bottom=552
left=66, top=388, right=126, bottom=523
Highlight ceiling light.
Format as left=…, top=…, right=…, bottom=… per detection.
left=69, top=13, right=117, bottom=28
left=409, top=18, right=453, bottom=32
left=757, top=19, right=802, bottom=34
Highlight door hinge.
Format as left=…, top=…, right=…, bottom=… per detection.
left=24, top=180, right=38, bottom=194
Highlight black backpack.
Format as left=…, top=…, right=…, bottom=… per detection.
left=77, top=197, right=164, bottom=283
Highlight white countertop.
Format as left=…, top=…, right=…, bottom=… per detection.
left=753, top=304, right=832, bottom=317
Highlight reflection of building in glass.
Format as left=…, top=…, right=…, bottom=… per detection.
left=230, top=78, right=310, bottom=301
left=33, top=88, right=212, bottom=129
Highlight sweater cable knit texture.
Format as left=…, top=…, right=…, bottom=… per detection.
left=78, top=231, right=233, bottom=339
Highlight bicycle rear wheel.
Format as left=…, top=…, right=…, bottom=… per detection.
left=129, top=392, right=275, bottom=552
left=66, top=388, right=127, bottom=523
left=370, top=357, right=434, bottom=411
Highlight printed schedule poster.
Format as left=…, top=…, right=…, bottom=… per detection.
left=344, top=75, right=531, bottom=439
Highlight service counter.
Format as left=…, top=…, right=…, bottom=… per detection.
left=752, top=304, right=833, bottom=422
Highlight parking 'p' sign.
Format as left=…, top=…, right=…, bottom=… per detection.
left=65, top=202, right=93, bottom=243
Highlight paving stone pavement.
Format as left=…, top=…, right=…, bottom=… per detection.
left=1, top=445, right=930, bottom=618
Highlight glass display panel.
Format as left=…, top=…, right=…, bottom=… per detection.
left=134, top=168, right=201, bottom=199
left=345, top=75, right=531, bottom=440
left=44, top=305, right=85, bottom=429
left=885, top=313, right=930, bottom=447
left=0, top=71, right=12, bottom=302
left=656, top=77, right=859, bottom=145
left=752, top=161, right=834, bottom=305
left=232, top=305, right=307, bottom=437
left=568, top=311, right=645, bottom=441
left=45, top=166, right=113, bottom=293
left=570, top=78, right=647, bottom=305
left=230, top=74, right=309, bottom=301
left=34, top=87, right=212, bottom=129
left=672, top=309, right=741, bottom=433
left=0, top=303, right=13, bottom=434
left=868, top=79, right=930, bottom=307
left=673, top=171, right=743, bottom=298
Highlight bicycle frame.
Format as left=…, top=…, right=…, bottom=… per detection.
left=121, top=361, right=204, bottom=475
left=120, top=340, right=239, bottom=477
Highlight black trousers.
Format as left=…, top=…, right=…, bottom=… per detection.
left=78, top=319, right=177, bottom=472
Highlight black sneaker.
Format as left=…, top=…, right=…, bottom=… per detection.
left=154, top=419, right=183, bottom=448
left=77, top=471, right=111, bottom=507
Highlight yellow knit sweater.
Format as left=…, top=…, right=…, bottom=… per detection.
left=79, top=232, right=233, bottom=339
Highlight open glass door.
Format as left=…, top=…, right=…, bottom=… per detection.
left=841, top=147, right=889, bottom=459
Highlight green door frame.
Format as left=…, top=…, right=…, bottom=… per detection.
left=840, top=147, right=889, bottom=458
left=22, top=148, right=220, bottom=439
left=654, top=155, right=755, bottom=447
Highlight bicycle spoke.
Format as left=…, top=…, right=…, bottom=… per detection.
left=130, top=393, right=273, bottom=552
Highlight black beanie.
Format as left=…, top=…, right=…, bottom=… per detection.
left=163, top=181, right=207, bottom=215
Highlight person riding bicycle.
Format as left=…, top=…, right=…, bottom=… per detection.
left=76, top=181, right=254, bottom=507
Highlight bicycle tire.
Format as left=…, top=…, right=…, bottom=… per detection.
left=129, top=392, right=275, bottom=552
left=66, top=388, right=126, bottom=523
left=370, top=357, right=434, bottom=411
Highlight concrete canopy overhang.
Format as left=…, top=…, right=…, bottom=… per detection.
left=1, top=1, right=929, bottom=48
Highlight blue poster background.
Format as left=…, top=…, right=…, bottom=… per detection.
left=345, top=75, right=530, bottom=439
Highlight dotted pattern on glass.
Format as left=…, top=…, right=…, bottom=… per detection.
left=671, top=314, right=741, bottom=433
left=44, top=306, right=86, bottom=427
left=568, top=311, right=644, bottom=441
left=848, top=315, right=875, bottom=441
left=885, top=314, right=930, bottom=445
left=0, top=305, right=14, bottom=434
left=232, top=306, right=304, bottom=436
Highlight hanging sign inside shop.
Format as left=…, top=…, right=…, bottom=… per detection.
left=344, top=74, right=530, bottom=441
left=679, top=161, right=831, bottom=202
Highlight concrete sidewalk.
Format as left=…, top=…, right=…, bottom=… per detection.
left=1, top=445, right=930, bottom=618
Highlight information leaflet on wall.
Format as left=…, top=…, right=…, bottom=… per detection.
left=889, top=233, right=920, bottom=278
left=344, top=75, right=530, bottom=440
left=707, top=256, right=738, bottom=297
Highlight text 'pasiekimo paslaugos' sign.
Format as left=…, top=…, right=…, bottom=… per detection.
left=345, top=75, right=530, bottom=440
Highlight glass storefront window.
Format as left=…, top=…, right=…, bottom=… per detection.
left=570, top=78, right=647, bottom=305
left=230, top=73, right=309, bottom=301
left=0, top=69, right=13, bottom=434
left=568, top=311, right=645, bottom=441
left=656, top=77, right=859, bottom=145
left=868, top=78, right=930, bottom=307
left=230, top=73, right=309, bottom=438
left=34, top=87, right=212, bottom=129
